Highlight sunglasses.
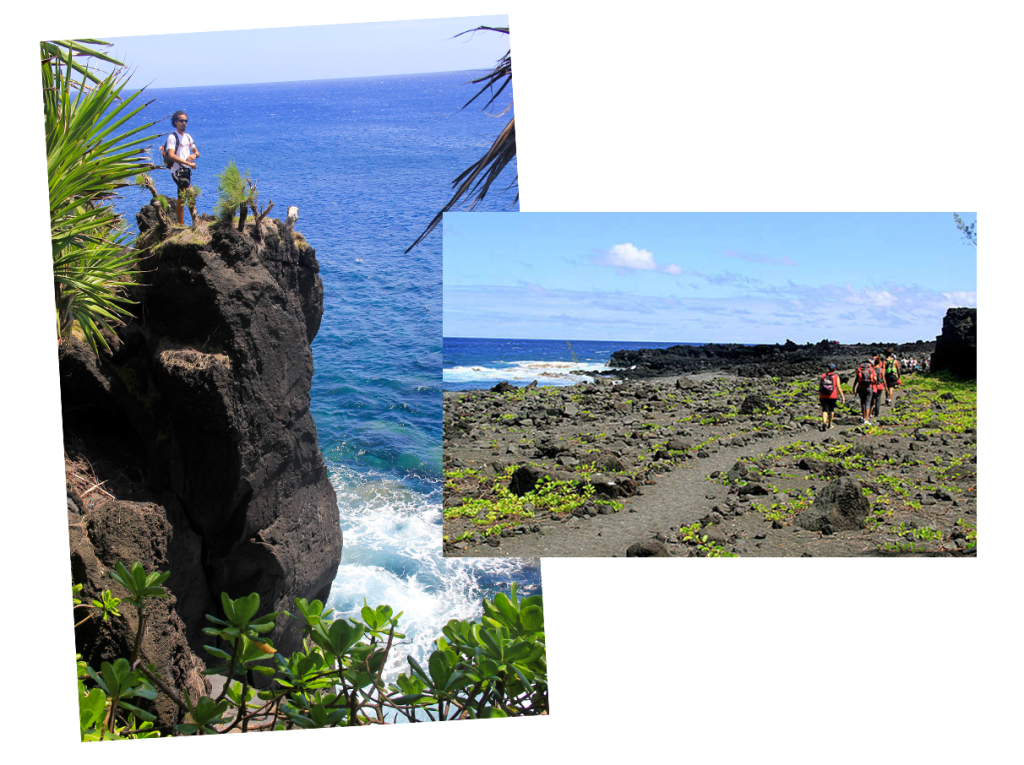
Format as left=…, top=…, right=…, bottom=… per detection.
left=177, top=118, right=188, bottom=124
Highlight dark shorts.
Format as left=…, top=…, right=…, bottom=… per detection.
left=172, top=165, right=192, bottom=191
left=820, top=398, right=838, bottom=413
left=858, top=386, right=874, bottom=409
left=885, top=374, right=898, bottom=388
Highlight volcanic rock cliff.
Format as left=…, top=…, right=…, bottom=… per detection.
left=930, top=307, right=977, bottom=380
left=63, top=205, right=341, bottom=722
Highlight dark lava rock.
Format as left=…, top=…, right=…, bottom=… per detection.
left=796, top=476, right=870, bottom=533
left=509, top=466, right=580, bottom=497
left=739, top=394, right=771, bottom=414
left=931, top=307, right=977, bottom=380
left=61, top=211, right=341, bottom=663
left=490, top=381, right=516, bottom=393
left=737, top=483, right=770, bottom=496
left=70, top=502, right=208, bottom=728
left=607, top=338, right=934, bottom=379
left=626, top=540, right=671, bottom=557
left=798, top=458, right=848, bottom=478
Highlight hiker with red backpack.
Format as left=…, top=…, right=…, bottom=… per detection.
left=871, top=354, right=887, bottom=419
left=818, top=362, right=845, bottom=431
left=852, top=357, right=878, bottom=425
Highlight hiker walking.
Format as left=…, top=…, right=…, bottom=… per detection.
left=163, top=110, right=199, bottom=225
left=884, top=348, right=901, bottom=405
left=852, top=357, right=877, bottom=425
left=818, top=362, right=845, bottom=431
left=871, top=354, right=887, bottom=420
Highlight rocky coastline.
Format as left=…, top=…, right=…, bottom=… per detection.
left=64, top=205, right=341, bottom=725
left=605, top=337, right=935, bottom=380
left=443, top=313, right=977, bottom=559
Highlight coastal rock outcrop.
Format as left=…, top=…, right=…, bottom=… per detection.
left=608, top=338, right=935, bottom=379
left=930, top=307, right=977, bottom=380
left=62, top=207, right=342, bottom=670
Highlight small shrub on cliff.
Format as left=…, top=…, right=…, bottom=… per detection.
left=215, top=160, right=250, bottom=225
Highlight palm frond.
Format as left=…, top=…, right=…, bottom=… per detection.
left=42, top=40, right=157, bottom=355
left=407, top=27, right=516, bottom=253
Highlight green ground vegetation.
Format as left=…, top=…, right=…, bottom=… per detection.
left=444, top=466, right=597, bottom=541
left=702, top=373, right=976, bottom=550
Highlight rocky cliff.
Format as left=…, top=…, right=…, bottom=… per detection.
left=63, top=206, right=342, bottom=722
left=930, top=307, right=977, bottom=380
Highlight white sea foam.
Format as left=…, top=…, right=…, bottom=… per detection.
left=443, top=359, right=608, bottom=386
left=326, top=464, right=537, bottom=685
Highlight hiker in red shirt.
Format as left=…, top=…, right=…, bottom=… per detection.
left=818, top=362, right=845, bottom=431
left=851, top=358, right=877, bottom=425
left=871, top=354, right=887, bottom=420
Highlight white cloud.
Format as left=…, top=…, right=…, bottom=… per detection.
left=862, top=289, right=897, bottom=307
left=843, top=288, right=897, bottom=308
left=593, top=243, right=682, bottom=275
left=598, top=243, right=656, bottom=270
left=943, top=291, right=978, bottom=306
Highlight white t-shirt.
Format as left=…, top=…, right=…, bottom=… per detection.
left=165, top=131, right=196, bottom=172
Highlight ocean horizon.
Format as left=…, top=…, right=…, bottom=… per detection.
left=443, top=336, right=706, bottom=390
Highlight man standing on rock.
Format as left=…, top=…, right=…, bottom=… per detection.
left=163, top=110, right=199, bottom=226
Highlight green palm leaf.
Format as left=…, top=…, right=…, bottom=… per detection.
left=42, top=40, right=159, bottom=355
left=406, top=28, right=517, bottom=252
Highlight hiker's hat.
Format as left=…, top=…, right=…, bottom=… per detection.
left=828, top=363, right=837, bottom=371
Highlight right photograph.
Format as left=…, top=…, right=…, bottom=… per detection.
left=442, top=212, right=977, bottom=558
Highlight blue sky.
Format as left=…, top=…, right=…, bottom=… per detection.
left=443, top=212, right=977, bottom=344
left=101, top=16, right=510, bottom=88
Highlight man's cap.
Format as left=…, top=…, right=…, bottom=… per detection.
left=828, top=363, right=837, bottom=371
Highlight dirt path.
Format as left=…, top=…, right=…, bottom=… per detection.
left=452, top=422, right=841, bottom=557
left=444, top=373, right=977, bottom=558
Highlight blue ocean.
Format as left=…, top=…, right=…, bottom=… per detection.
left=443, top=337, right=702, bottom=390
left=113, top=72, right=539, bottom=687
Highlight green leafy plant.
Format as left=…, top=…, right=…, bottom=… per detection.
left=955, top=518, right=977, bottom=550
left=679, top=523, right=738, bottom=557
left=75, top=562, right=547, bottom=738
left=44, top=40, right=158, bottom=356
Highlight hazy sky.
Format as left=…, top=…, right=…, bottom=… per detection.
left=443, top=212, right=978, bottom=344
left=102, top=16, right=510, bottom=88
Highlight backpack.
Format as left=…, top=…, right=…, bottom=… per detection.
left=873, top=364, right=886, bottom=389
left=162, top=132, right=181, bottom=169
left=856, top=362, right=876, bottom=387
left=819, top=372, right=836, bottom=395
left=886, top=357, right=897, bottom=375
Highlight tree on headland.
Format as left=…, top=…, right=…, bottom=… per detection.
left=406, top=27, right=516, bottom=252
left=215, top=160, right=251, bottom=227
left=44, top=40, right=158, bottom=355
left=953, top=213, right=976, bottom=246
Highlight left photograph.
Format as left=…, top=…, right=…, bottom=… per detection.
left=45, top=17, right=543, bottom=739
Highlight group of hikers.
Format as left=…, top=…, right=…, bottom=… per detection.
left=817, top=349, right=909, bottom=430
left=900, top=356, right=928, bottom=373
